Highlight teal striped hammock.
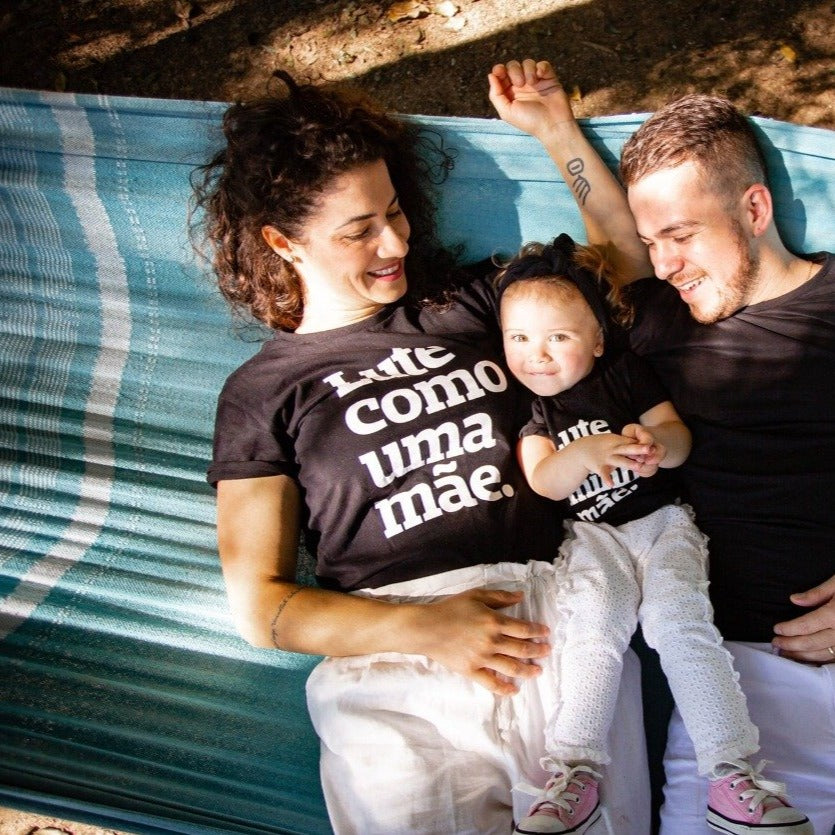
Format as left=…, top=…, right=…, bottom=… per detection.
left=1, top=87, right=832, bottom=834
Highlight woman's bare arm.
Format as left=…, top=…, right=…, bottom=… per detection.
left=216, top=474, right=551, bottom=694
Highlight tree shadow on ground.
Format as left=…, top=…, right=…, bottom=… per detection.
left=0, top=0, right=832, bottom=127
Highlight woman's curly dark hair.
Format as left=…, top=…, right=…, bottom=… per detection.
left=190, top=71, right=462, bottom=332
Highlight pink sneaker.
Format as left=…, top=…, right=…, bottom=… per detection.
left=706, top=760, right=813, bottom=834
left=513, top=765, right=602, bottom=834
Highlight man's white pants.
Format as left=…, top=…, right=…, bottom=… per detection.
left=306, top=560, right=650, bottom=835
left=660, top=642, right=835, bottom=835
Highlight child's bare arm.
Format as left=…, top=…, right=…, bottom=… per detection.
left=518, top=431, right=653, bottom=501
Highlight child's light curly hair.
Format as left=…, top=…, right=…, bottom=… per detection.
left=494, top=233, right=635, bottom=329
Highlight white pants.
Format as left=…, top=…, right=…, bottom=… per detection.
left=661, top=641, right=835, bottom=835
left=306, top=560, right=650, bottom=835
left=548, top=504, right=758, bottom=775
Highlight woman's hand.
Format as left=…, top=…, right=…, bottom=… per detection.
left=410, top=588, right=551, bottom=695
left=773, top=574, right=835, bottom=664
left=488, top=58, right=574, bottom=141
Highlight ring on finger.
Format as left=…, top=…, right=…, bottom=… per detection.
left=828, top=646, right=835, bottom=657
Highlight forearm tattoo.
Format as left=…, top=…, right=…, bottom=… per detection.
left=270, top=586, right=303, bottom=648
left=567, top=156, right=591, bottom=205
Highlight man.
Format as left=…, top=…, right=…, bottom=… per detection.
left=620, top=94, right=835, bottom=834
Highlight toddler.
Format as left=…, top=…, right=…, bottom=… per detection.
left=497, top=234, right=812, bottom=835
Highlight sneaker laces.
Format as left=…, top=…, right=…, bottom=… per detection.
left=714, top=759, right=788, bottom=814
left=530, top=764, right=602, bottom=817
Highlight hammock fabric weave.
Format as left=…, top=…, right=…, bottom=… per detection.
left=1, top=87, right=832, bottom=835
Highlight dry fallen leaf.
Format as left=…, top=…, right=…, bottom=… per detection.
left=173, top=0, right=193, bottom=23
left=778, top=44, right=798, bottom=64
left=387, top=1, right=430, bottom=22
left=570, top=85, right=582, bottom=103
left=581, top=40, right=618, bottom=58
left=434, top=1, right=459, bottom=17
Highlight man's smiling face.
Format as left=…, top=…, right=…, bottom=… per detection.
left=628, top=161, right=760, bottom=324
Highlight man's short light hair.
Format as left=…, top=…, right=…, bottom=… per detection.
left=619, top=94, right=769, bottom=204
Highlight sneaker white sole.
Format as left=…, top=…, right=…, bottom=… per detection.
left=513, top=803, right=602, bottom=835
left=707, top=808, right=814, bottom=835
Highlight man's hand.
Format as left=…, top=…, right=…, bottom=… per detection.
left=488, top=58, right=574, bottom=140
left=772, top=574, right=835, bottom=664
left=413, top=588, right=551, bottom=695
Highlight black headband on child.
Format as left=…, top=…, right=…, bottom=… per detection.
left=495, top=233, right=609, bottom=333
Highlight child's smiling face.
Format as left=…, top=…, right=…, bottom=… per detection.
left=501, top=282, right=604, bottom=397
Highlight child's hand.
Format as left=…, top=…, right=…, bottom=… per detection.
left=577, top=432, right=654, bottom=487
left=621, top=423, right=666, bottom=477
left=487, top=59, right=575, bottom=140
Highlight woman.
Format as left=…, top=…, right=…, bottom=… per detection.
left=194, top=59, right=652, bottom=834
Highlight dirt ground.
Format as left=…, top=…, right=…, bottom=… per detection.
left=0, top=815, right=126, bottom=835
left=0, top=0, right=833, bottom=128
left=0, top=1, right=832, bottom=834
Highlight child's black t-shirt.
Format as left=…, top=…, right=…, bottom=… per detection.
left=520, top=350, right=680, bottom=527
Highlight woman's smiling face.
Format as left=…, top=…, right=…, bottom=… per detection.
left=276, top=158, right=411, bottom=332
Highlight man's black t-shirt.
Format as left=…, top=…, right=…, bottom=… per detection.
left=208, top=278, right=561, bottom=592
left=629, top=253, right=835, bottom=640
left=520, top=350, right=680, bottom=527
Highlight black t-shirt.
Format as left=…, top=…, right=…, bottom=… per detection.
left=520, top=350, right=680, bottom=527
left=208, top=278, right=561, bottom=591
left=629, top=253, right=835, bottom=640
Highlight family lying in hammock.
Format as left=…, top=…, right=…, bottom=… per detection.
left=194, top=57, right=835, bottom=835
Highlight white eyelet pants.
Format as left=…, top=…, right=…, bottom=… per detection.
left=660, top=641, right=835, bottom=835
left=306, top=559, right=651, bottom=835
left=545, top=503, right=759, bottom=776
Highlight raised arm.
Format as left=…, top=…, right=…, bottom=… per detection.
left=216, top=474, right=551, bottom=694
left=488, top=58, right=651, bottom=281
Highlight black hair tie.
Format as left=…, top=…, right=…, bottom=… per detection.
left=496, top=234, right=608, bottom=332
